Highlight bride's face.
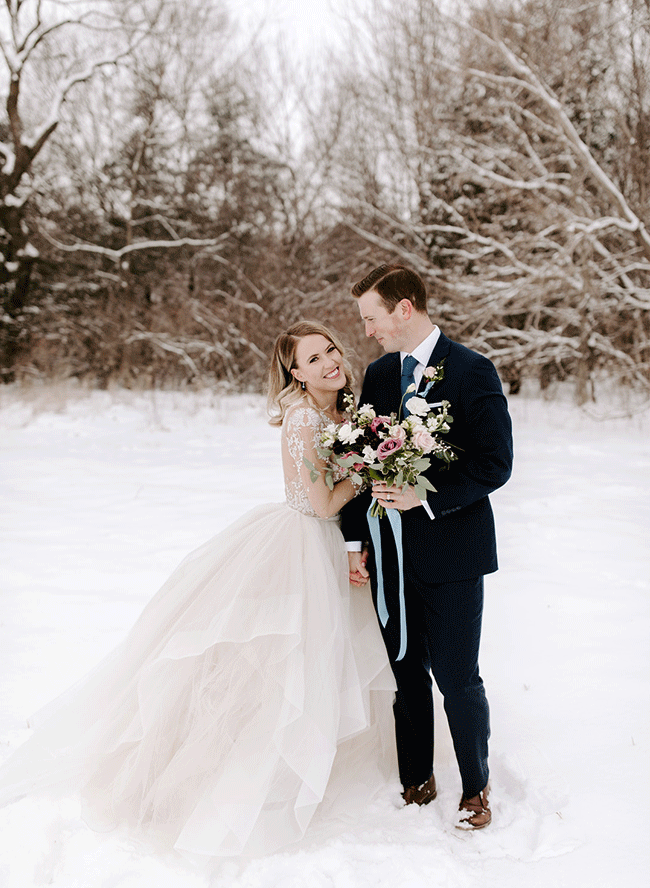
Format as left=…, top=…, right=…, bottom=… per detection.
left=291, top=334, right=346, bottom=395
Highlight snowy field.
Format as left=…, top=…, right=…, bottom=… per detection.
left=0, top=383, right=648, bottom=888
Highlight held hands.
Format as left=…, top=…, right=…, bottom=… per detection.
left=372, top=482, right=423, bottom=512
left=348, top=484, right=425, bottom=586
left=348, top=551, right=369, bottom=587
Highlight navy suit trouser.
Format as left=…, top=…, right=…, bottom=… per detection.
left=372, top=546, right=490, bottom=800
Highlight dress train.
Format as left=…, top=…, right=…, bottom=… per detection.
left=0, top=502, right=397, bottom=858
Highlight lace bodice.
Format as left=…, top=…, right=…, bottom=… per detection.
left=282, top=405, right=343, bottom=517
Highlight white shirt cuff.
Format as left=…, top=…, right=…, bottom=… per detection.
left=345, top=541, right=363, bottom=552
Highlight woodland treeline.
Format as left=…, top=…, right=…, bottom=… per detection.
left=1, top=0, right=649, bottom=401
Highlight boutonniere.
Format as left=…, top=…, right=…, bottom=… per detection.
left=423, top=358, right=445, bottom=384
left=421, top=358, right=446, bottom=396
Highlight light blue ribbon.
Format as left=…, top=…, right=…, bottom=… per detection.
left=367, top=504, right=407, bottom=661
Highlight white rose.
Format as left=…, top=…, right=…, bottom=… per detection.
left=388, top=424, right=407, bottom=441
left=404, top=396, right=430, bottom=417
left=362, top=444, right=377, bottom=462
left=338, top=422, right=363, bottom=445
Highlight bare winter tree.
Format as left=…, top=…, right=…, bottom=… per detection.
left=0, top=0, right=165, bottom=315
left=324, top=0, right=650, bottom=401
left=0, top=1, right=298, bottom=386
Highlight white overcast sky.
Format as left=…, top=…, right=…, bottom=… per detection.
left=231, top=0, right=361, bottom=62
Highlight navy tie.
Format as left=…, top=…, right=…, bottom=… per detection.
left=401, top=354, right=419, bottom=416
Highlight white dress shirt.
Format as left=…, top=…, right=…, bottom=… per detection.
left=400, top=326, right=441, bottom=390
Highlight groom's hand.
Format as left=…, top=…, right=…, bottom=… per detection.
left=348, top=551, right=369, bottom=586
left=372, top=482, right=423, bottom=511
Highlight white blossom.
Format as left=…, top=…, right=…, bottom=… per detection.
left=357, top=403, right=376, bottom=421
left=405, top=396, right=430, bottom=417
left=320, top=424, right=337, bottom=447
left=388, top=424, right=407, bottom=441
left=337, top=422, right=363, bottom=445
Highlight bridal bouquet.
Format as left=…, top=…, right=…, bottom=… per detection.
left=305, top=390, right=457, bottom=517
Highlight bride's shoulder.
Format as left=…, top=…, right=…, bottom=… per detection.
left=283, top=402, right=322, bottom=433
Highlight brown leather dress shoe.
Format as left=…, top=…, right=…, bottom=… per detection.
left=402, top=773, right=437, bottom=806
left=456, top=785, right=491, bottom=830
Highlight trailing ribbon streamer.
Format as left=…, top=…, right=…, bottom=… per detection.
left=367, top=503, right=407, bottom=661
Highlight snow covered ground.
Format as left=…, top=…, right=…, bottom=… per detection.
left=0, top=383, right=648, bottom=888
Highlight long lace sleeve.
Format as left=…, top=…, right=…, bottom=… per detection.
left=282, top=406, right=356, bottom=519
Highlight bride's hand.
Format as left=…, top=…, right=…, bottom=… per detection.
left=348, top=551, right=369, bottom=587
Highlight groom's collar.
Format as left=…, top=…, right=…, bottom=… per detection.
left=400, top=326, right=441, bottom=368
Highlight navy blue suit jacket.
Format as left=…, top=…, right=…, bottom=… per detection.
left=340, top=333, right=514, bottom=583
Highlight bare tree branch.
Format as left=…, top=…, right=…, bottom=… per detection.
left=41, top=230, right=228, bottom=262
left=459, top=14, right=650, bottom=260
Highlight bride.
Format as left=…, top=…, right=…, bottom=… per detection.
left=0, top=321, right=396, bottom=860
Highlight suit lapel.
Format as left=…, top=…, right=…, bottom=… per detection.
left=417, top=332, right=451, bottom=396
left=369, top=335, right=451, bottom=412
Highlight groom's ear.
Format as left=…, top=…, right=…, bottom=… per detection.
left=399, top=299, right=414, bottom=320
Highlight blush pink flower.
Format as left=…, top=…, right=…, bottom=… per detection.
left=344, top=452, right=365, bottom=472
left=412, top=430, right=436, bottom=453
left=377, top=438, right=404, bottom=461
left=388, top=424, right=407, bottom=441
left=370, top=416, right=391, bottom=433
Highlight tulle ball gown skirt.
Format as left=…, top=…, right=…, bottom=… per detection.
left=0, top=503, right=397, bottom=859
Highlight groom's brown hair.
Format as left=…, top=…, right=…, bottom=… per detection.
left=351, top=264, right=428, bottom=313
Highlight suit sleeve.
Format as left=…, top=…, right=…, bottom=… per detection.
left=426, top=356, right=513, bottom=518
left=340, top=369, right=374, bottom=543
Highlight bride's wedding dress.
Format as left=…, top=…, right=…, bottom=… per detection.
left=0, top=404, right=396, bottom=859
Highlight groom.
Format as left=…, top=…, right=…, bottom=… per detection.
left=341, top=263, right=513, bottom=829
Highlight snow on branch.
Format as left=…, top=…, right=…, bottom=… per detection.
left=456, top=18, right=650, bottom=261
left=342, top=221, right=437, bottom=275
left=41, top=231, right=227, bottom=262
left=25, top=49, right=141, bottom=157
left=461, top=156, right=573, bottom=198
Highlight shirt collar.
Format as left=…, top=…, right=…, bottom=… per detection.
left=401, top=326, right=440, bottom=367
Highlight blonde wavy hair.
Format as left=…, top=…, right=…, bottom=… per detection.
left=267, top=321, right=355, bottom=427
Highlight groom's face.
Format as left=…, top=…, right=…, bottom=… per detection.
left=358, top=289, right=409, bottom=353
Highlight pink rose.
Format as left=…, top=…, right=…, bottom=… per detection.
left=338, top=450, right=362, bottom=471
left=370, top=416, right=390, bottom=433
left=412, top=430, right=436, bottom=453
left=377, top=438, right=404, bottom=461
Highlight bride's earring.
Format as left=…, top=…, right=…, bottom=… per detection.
left=300, top=381, right=306, bottom=390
